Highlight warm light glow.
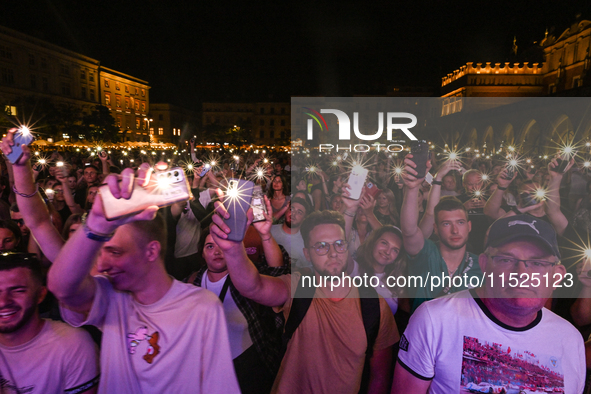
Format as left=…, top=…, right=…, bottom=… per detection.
left=56, top=161, right=64, bottom=167
left=38, top=159, right=46, bottom=165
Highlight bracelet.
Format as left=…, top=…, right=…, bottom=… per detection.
left=343, top=211, right=356, bottom=217
left=497, top=185, right=508, bottom=191
left=261, top=236, right=272, bottom=242
left=13, top=184, right=39, bottom=198
left=432, top=180, right=442, bottom=185
left=82, top=214, right=115, bottom=242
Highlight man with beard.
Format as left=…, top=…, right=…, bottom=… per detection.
left=270, top=197, right=311, bottom=271
left=0, top=253, right=99, bottom=393
left=210, top=208, right=399, bottom=393
left=400, top=158, right=482, bottom=312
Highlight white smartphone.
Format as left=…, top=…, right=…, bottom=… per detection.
left=99, top=167, right=193, bottom=221
left=347, top=166, right=368, bottom=200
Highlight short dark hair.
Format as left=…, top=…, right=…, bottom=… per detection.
left=0, top=253, right=44, bottom=285
left=300, top=210, right=346, bottom=248
left=84, top=165, right=99, bottom=173
left=434, top=197, right=468, bottom=224
left=9, top=203, right=19, bottom=213
left=291, top=197, right=311, bottom=217
left=127, top=212, right=167, bottom=259
left=0, top=220, right=21, bottom=246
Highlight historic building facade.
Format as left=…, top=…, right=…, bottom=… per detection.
left=0, top=25, right=151, bottom=142
left=437, top=19, right=591, bottom=153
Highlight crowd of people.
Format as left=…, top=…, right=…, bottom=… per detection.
left=1, top=126, right=591, bottom=393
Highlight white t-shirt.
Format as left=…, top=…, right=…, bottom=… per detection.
left=398, top=290, right=585, bottom=394
left=0, top=319, right=99, bottom=394
left=271, top=224, right=310, bottom=269
left=61, top=276, right=240, bottom=394
left=201, top=272, right=253, bottom=359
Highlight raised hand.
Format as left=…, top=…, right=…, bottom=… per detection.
left=402, top=154, right=432, bottom=189
left=0, top=128, right=32, bottom=166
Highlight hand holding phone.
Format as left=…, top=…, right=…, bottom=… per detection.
left=5, top=127, right=34, bottom=164
left=99, top=166, right=193, bottom=221
left=409, top=140, right=429, bottom=179
left=222, top=179, right=254, bottom=241
left=251, top=186, right=267, bottom=223
left=346, top=166, right=369, bottom=200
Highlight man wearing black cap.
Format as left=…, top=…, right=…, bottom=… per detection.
left=392, top=215, right=585, bottom=394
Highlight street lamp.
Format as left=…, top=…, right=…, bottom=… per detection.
left=144, top=117, right=153, bottom=145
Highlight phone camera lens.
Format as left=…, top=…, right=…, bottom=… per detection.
left=174, top=171, right=179, bottom=177
left=167, top=172, right=172, bottom=177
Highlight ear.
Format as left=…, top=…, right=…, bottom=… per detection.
left=553, top=263, right=566, bottom=278
left=37, top=285, right=48, bottom=305
left=468, top=220, right=472, bottom=233
left=145, top=240, right=162, bottom=262
left=478, top=253, right=488, bottom=274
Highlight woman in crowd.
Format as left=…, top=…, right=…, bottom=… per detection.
left=352, top=225, right=406, bottom=315
left=374, top=189, right=400, bottom=226
left=267, top=174, right=290, bottom=223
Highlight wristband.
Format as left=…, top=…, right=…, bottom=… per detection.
left=432, top=180, right=442, bottom=186
left=13, top=184, right=39, bottom=198
left=497, top=185, right=508, bottom=191
left=343, top=211, right=356, bottom=217
left=82, top=215, right=115, bottom=242
left=261, top=236, right=272, bottom=242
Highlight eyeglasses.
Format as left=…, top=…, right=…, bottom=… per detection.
left=490, top=255, right=558, bottom=272
left=54, top=189, right=64, bottom=194
left=309, top=240, right=348, bottom=256
left=12, top=219, right=24, bottom=225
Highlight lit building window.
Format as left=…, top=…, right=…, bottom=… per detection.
left=158, top=127, right=163, bottom=135
left=105, top=79, right=110, bottom=88
left=105, top=93, right=111, bottom=106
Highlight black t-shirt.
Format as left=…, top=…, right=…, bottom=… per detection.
left=457, top=192, right=491, bottom=255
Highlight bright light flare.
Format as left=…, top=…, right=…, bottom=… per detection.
left=56, top=161, right=64, bottom=167
left=18, top=126, right=31, bottom=137
left=534, top=188, right=547, bottom=201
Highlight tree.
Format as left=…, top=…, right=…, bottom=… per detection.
left=80, top=105, right=120, bottom=142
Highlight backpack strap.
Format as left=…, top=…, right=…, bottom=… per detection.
left=358, top=285, right=381, bottom=394
left=280, top=275, right=315, bottom=357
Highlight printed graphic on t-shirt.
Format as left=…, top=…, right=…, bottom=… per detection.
left=461, top=336, right=564, bottom=393
left=127, top=326, right=161, bottom=364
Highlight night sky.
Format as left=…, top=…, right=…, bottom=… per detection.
left=2, top=0, right=591, bottom=110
